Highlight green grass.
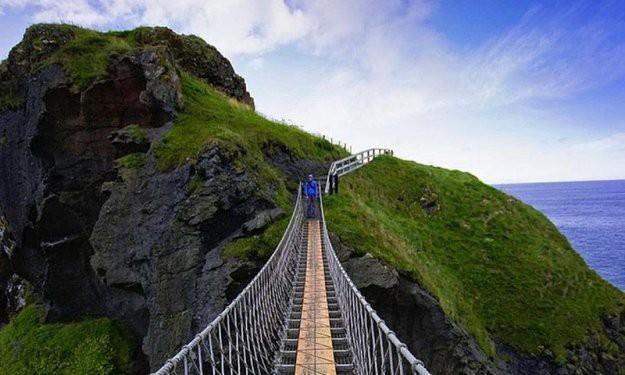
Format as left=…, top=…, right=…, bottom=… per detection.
left=0, top=62, right=22, bottom=112
left=0, top=305, right=136, bottom=374
left=152, top=73, right=346, bottom=260
left=324, top=156, right=625, bottom=359
left=115, top=153, right=146, bottom=169
left=1, top=24, right=134, bottom=92
left=224, top=217, right=290, bottom=259
left=123, top=124, right=147, bottom=143
left=44, top=27, right=133, bottom=89
left=155, top=73, right=346, bottom=212
left=155, top=73, right=346, bottom=170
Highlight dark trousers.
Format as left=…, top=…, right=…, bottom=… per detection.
left=307, top=196, right=316, bottom=218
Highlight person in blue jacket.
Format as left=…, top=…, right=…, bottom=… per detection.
left=305, top=174, right=318, bottom=218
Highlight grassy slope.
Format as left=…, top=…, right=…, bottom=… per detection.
left=0, top=305, right=135, bottom=374
left=155, top=73, right=344, bottom=171
left=324, top=156, right=625, bottom=359
left=154, top=74, right=347, bottom=258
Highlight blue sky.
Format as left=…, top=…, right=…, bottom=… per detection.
left=1, top=0, right=624, bottom=183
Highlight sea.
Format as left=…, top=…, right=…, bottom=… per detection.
left=497, top=179, right=625, bottom=292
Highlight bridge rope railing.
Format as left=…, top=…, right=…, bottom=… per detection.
left=319, top=153, right=431, bottom=375
left=324, top=148, right=393, bottom=194
left=152, top=186, right=305, bottom=375
left=153, top=147, right=430, bottom=375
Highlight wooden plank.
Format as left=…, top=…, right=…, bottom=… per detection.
left=295, top=220, right=337, bottom=375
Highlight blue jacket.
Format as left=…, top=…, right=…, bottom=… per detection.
left=305, top=180, right=318, bottom=198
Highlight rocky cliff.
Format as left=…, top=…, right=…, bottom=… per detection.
left=0, top=24, right=339, bottom=372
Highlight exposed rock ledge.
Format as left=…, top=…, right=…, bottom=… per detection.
left=330, top=233, right=625, bottom=375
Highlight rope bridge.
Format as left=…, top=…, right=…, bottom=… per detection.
left=153, top=149, right=430, bottom=375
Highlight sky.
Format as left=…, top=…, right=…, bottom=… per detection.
left=1, top=0, right=624, bottom=183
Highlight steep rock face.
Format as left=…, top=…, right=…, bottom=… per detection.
left=0, top=47, right=180, bottom=322
left=90, top=144, right=277, bottom=365
left=0, top=24, right=264, bottom=371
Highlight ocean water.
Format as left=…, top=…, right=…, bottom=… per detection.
left=497, top=180, right=625, bottom=291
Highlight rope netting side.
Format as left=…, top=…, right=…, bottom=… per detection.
left=152, top=187, right=305, bottom=375
left=319, top=192, right=431, bottom=375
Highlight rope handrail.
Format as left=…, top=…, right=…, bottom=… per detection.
left=319, top=184, right=431, bottom=375
left=324, top=148, right=393, bottom=193
left=152, top=146, right=430, bottom=375
left=151, top=186, right=305, bottom=375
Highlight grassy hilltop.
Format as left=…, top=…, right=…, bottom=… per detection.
left=324, top=156, right=625, bottom=361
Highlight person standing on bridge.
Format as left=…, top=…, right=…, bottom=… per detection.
left=305, top=174, right=318, bottom=218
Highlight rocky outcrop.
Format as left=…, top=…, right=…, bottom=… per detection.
left=90, top=144, right=278, bottom=365
left=331, top=234, right=625, bottom=375
left=5, top=24, right=76, bottom=79
left=331, top=233, right=503, bottom=374
left=0, top=24, right=260, bottom=371
left=0, top=45, right=180, bottom=319
left=132, top=26, right=255, bottom=108
left=1, top=24, right=253, bottom=111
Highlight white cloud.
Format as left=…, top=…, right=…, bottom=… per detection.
left=249, top=0, right=625, bottom=182
left=1, top=0, right=312, bottom=55
left=3, top=0, right=625, bottom=182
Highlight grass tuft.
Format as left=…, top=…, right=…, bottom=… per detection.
left=123, top=124, right=147, bottom=143
left=46, top=28, right=133, bottom=89
left=115, top=153, right=146, bottom=169
left=0, top=89, right=22, bottom=112
left=224, top=217, right=290, bottom=259
left=0, top=305, right=136, bottom=374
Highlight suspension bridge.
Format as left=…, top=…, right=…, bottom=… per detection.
left=153, top=149, right=431, bottom=375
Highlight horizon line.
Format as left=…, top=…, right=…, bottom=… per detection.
left=492, top=177, right=625, bottom=186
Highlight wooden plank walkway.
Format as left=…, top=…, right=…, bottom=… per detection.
left=294, top=220, right=337, bottom=375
